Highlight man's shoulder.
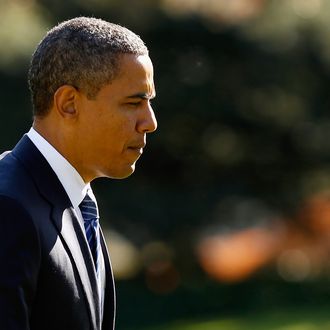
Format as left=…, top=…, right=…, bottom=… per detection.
left=0, top=146, right=38, bottom=203
left=0, top=145, right=50, bottom=224
left=0, top=136, right=40, bottom=188
left=0, top=150, right=10, bottom=161
left=0, top=136, right=71, bottom=211
left=0, top=149, right=23, bottom=180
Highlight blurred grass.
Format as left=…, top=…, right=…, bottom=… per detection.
left=140, top=307, right=330, bottom=330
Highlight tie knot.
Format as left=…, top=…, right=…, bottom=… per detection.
left=79, top=194, right=99, bottom=222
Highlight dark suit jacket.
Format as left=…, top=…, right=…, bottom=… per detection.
left=0, top=136, right=115, bottom=330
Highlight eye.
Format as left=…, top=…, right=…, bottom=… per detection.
left=126, top=101, right=142, bottom=107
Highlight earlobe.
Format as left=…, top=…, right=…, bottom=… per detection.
left=54, top=85, right=79, bottom=118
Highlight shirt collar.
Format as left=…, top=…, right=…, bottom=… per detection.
left=26, top=127, right=91, bottom=209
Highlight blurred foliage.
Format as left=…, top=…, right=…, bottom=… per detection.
left=115, top=277, right=330, bottom=329
left=143, top=308, right=330, bottom=330
left=2, top=0, right=330, bottom=328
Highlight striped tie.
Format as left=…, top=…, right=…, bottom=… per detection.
left=79, top=194, right=100, bottom=275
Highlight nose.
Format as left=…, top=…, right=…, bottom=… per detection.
left=137, top=103, right=157, bottom=134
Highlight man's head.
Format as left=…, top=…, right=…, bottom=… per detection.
left=29, top=17, right=157, bottom=182
left=28, top=16, right=149, bottom=117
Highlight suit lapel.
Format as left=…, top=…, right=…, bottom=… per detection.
left=100, top=228, right=116, bottom=330
left=12, top=136, right=102, bottom=330
left=56, top=207, right=101, bottom=330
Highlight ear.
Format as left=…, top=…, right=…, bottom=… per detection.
left=53, top=85, right=79, bottom=118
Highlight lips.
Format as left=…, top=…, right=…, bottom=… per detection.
left=127, top=144, right=145, bottom=155
left=129, top=144, right=145, bottom=149
left=127, top=141, right=146, bottom=149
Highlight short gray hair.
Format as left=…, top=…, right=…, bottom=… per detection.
left=28, top=17, right=148, bottom=117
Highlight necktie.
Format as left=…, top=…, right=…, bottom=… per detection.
left=79, top=194, right=101, bottom=275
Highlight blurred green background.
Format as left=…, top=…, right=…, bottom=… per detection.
left=2, top=0, right=330, bottom=329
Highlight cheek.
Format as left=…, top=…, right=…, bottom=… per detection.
left=90, top=110, right=136, bottom=149
left=105, top=115, right=136, bottom=138
left=97, top=124, right=127, bottom=153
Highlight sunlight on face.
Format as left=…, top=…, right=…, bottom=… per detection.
left=74, top=54, right=157, bottom=182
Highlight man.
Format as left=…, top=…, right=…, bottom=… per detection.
left=0, top=17, right=157, bottom=330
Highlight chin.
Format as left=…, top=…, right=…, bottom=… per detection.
left=109, top=164, right=136, bottom=179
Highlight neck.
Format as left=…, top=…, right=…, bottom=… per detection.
left=32, top=119, right=95, bottom=183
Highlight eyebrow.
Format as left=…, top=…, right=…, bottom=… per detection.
left=126, top=92, right=156, bottom=100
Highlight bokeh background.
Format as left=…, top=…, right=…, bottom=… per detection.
left=2, top=0, right=330, bottom=329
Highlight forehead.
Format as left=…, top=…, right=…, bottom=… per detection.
left=114, top=54, right=155, bottom=97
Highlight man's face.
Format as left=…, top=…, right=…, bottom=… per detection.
left=74, top=54, right=157, bottom=181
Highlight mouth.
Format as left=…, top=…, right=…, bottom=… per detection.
left=127, top=144, right=145, bottom=155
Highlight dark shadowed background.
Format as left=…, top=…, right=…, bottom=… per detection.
left=2, top=0, right=330, bottom=329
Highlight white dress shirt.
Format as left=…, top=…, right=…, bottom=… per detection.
left=27, top=127, right=95, bottom=218
left=26, top=127, right=105, bottom=315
